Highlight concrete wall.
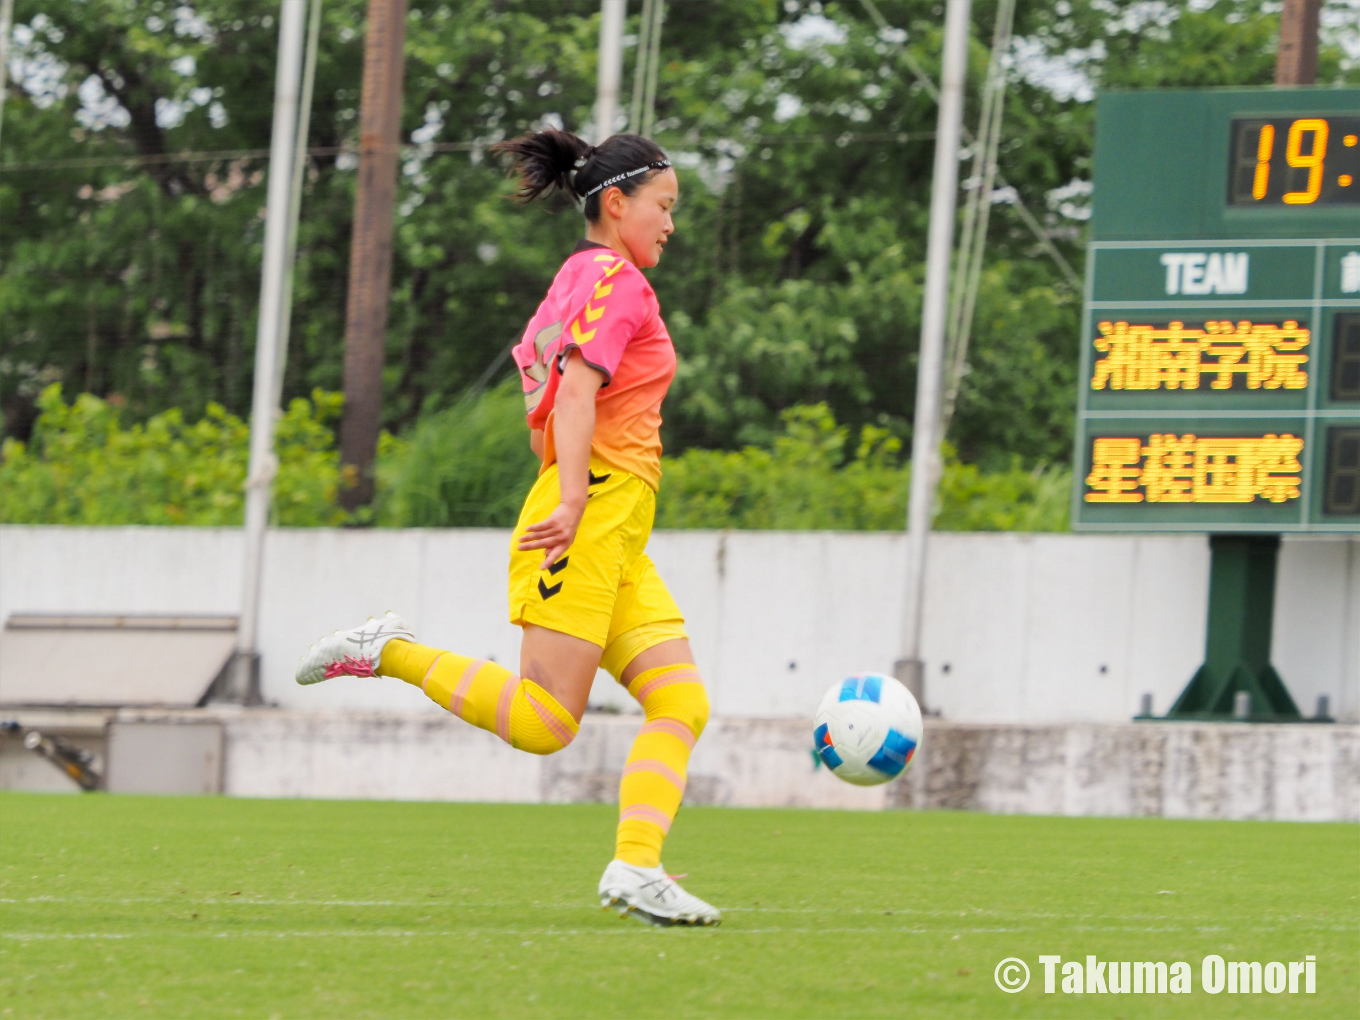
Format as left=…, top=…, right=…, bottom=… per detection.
left=126, top=709, right=1360, bottom=822
left=1, top=526, right=1356, bottom=723
left=8, top=707, right=1357, bottom=821
left=222, top=713, right=1360, bottom=820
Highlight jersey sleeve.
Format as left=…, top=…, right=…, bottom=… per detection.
left=556, top=255, right=650, bottom=385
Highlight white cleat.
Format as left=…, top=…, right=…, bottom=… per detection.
left=295, top=611, right=416, bottom=686
left=597, top=860, right=721, bottom=927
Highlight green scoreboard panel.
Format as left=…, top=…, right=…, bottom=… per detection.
left=1072, top=88, right=1360, bottom=532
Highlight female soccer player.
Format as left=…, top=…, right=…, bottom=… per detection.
left=295, top=130, right=718, bottom=927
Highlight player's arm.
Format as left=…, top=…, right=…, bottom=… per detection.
left=529, top=428, right=544, bottom=461
left=553, top=351, right=602, bottom=509
left=517, top=350, right=604, bottom=568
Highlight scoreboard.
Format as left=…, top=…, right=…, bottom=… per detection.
left=1072, top=88, right=1360, bottom=533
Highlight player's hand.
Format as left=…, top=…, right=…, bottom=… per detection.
left=518, top=500, right=585, bottom=570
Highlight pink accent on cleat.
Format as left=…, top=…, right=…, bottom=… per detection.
left=323, top=654, right=378, bottom=679
left=295, top=613, right=414, bottom=686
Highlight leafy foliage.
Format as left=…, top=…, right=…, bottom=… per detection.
left=656, top=403, right=1069, bottom=531
left=6, top=2, right=1348, bottom=456
left=0, top=383, right=348, bottom=525
left=0, top=0, right=1353, bottom=519
left=1, top=387, right=1068, bottom=531
left=375, top=380, right=540, bottom=528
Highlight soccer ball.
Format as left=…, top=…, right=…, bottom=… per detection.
left=813, top=673, right=923, bottom=786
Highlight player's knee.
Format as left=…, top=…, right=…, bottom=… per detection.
left=672, top=680, right=710, bottom=739
left=633, top=663, right=710, bottom=737
left=514, top=726, right=576, bottom=756
left=692, top=684, right=711, bottom=737
left=509, top=680, right=580, bottom=755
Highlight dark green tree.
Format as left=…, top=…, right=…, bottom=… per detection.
left=1, top=0, right=1353, bottom=475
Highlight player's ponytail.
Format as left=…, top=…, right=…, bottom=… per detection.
left=492, top=129, right=593, bottom=204
left=493, top=130, right=670, bottom=223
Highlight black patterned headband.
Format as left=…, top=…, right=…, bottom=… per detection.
left=580, top=160, right=672, bottom=199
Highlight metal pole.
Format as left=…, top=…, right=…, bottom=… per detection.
left=0, top=0, right=14, bottom=161
left=229, top=0, right=308, bottom=704
left=629, top=0, right=654, bottom=133
left=941, top=0, right=1014, bottom=436
left=858, top=0, right=1078, bottom=291
left=595, top=0, right=626, bottom=143
left=894, top=0, right=971, bottom=707
left=640, top=0, right=665, bottom=138
left=273, top=0, right=324, bottom=411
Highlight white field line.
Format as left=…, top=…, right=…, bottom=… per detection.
left=5, top=924, right=1351, bottom=942
left=0, top=896, right=1341, bottom=925
left=0, top=926, right=1289, bottom=941
left=2, top=896, right=1014, bottom=915
left=0, top=928, right=949, bottom=940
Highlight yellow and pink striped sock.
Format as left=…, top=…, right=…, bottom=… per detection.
left=379, top=639, right=577, bottom=755
left=615, top=663, right=710, bottom=868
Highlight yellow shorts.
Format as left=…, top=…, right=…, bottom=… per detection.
left=508, top=460, right=687, bottom=680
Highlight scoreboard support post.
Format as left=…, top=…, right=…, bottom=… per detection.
left=1163, top=535, right=1302, bottom=721
left=1075, top=88, right=1358, bottom=724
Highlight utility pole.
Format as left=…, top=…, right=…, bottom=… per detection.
left=228, top=0, right=309, bottom=704
left=1275, top=0, right=1320, bottom=85
left=893, top=0, right=971, bottom=708
left=595, top=0, right=626, bottom=144
left=339, top=0, right=406, bottom=512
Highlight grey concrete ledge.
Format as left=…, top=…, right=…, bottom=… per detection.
left=62, top=709, right=1355, bottom=822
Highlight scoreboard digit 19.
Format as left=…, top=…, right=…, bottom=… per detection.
left=1072, top=87, right=1358, bottom=721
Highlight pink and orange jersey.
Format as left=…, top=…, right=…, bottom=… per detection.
left=512, top=241, right=676, bottom=489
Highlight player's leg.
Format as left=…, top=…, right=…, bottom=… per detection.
left=501, top=463, right=648, bottom=722
left=595, top=553, right=719, bottom=925
left=382, top=624, right=592, bottom=752
left=297, top=463, right=641, bottom=753
left=296, top=614, right=584, bottom=755
left=516, top=623, right=602, bottom=721
left=612, top=637, right=708, bottom=868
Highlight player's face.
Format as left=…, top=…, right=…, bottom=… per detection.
left=615, top=168, right=678, bottom=269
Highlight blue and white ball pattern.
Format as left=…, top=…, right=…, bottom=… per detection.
left=813, top=673, right=923, bottom=786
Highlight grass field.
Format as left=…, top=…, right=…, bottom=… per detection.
left=0, top=793, right=1355, bottom=1019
